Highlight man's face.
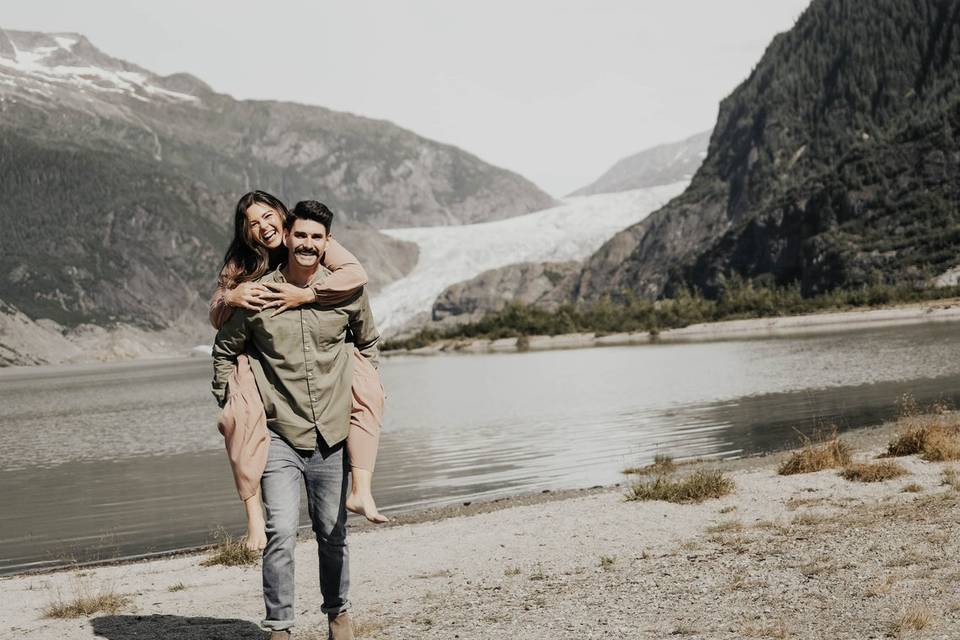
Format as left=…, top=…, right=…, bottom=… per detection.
left=244, top=202, right=284, bottom=250
left=285, top=217, right=330, bottom=269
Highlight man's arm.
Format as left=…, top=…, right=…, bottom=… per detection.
left=347, top=288, right=380, bottom=369
left=211, top=308, right=252, bottom=406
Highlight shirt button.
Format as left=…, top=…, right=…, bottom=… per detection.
left=305, top=346, right=310, bottom=351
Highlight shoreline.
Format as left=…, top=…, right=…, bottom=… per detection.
left=4, top=299, right=960, bottom=371
left=387, top=297, right=960, bottom=356
left=5, top=417, right=960, bottom=638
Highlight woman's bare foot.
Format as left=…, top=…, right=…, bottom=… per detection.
left=346, top=491, right=389, bottom=524
left=245, top=519, right=267, bottom=551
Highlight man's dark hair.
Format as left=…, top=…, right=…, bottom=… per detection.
left=291, top=200, right=334, bottom=233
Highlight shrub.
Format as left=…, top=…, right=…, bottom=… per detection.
left=778, top=436, right=852, bottom=475
left=627, top=470, right=734, bottom=503
left=840, top=461, right=908, bottom=482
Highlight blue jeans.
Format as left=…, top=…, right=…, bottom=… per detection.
left=260, top=430, right=350, bottom=631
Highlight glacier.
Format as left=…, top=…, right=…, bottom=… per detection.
left=371, top=181, right=688, bottom=333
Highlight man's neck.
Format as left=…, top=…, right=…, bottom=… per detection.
left=282, top=262, right=320, bottom=287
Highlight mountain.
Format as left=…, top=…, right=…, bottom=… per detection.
left=556, top=0, right=960, bottom=304
left=0, top=29, right=555, bottom=364
left=0, top=29, right=554, bottom=228
left=569, top=130, right=710, bottom=197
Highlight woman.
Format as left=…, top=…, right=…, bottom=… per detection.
left=212, top=190, right=387, bottom=551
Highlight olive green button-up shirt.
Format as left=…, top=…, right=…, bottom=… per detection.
left=211, top=266, right=380, bottom=451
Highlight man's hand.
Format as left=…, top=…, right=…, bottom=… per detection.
left=261, top=282, right=316, bottom=316
left=224, top=282, right=272, bottom=312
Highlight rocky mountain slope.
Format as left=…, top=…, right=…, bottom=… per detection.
left=430, top=261, right=580, bottom=329
left=555, top=0, right=960, bottom=304
left=0, top=28, right=554, bottom=364
left=569, top=130, right=710, bottom=197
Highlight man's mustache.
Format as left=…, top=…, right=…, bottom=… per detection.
left=294, top=247, right=319, bottom=256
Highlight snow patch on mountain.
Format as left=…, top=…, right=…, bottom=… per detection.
left=371, top=181, right=689, bottom=333
left=0, top=33, right=198, bottom=103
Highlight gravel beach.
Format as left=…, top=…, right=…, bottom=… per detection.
left=3, top=419, right=960, bottom=639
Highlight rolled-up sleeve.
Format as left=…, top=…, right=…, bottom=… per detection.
left=211, top=309, right=251, bottom=406
left=348, top=289, right=380, bottom=369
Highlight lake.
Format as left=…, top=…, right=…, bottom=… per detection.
left=4, top=321, right=960, bottom=575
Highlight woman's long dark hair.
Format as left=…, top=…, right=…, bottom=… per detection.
left=217, top=190, right=290, bottom=289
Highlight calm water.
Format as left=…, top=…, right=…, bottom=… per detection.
left=4, top=322, right=960, bottom=574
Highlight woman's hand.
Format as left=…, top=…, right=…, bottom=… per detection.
left=261, top=282, right=316, bottom=316
left=224, top=282, right=271, bottom=312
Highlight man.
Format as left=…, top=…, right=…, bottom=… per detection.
left=212, top=200, right=379, bottom=640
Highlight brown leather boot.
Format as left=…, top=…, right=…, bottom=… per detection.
left=328, top=611, right=354, bottom=640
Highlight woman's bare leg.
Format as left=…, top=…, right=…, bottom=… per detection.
left=243, top=488, right=267, bottom=550
left=346, top=466, right=388, bottom=523
left=345, top=351, right=387, bottom=523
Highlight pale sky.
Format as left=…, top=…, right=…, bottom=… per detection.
left=6, top=1, right=810, bottom=196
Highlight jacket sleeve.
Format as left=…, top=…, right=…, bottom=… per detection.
left=315, top=237, right=368, bottom=304
left=209, top=286, right=235, bottom=330
left=347, top=288, right=380, bottom=370
left=211, top=309, right=251, bottom=406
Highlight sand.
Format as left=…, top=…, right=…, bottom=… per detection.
left=3, top=420, right=960, bottom=639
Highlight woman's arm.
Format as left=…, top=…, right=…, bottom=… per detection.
left=314, top=237, right=368, bottom=303
left=261, top=238, right=369, bottom=314
left=209, top=287, right=232, bottom=330
left=209, top=282, right=272, bottom=329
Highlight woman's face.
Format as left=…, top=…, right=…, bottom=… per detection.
left=244, top=202, right=284, bottom=250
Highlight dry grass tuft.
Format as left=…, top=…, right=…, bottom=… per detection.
left=623, top=453, right=677, bottom=475
left=888, top=607, right=933, bottom=637
left=942, top=467, right=960, bottom=490
left=42, top=578, right=130, bottom=619
left=670, top=623, right=701, bottom=636
left=598, top=555, right=616, bottom=570
left=706, top=520, right=744, bottom=534
left=627, top=470, right=734, bottom=504
left=886, top=395, right=960, bottom=460
left=790, top=511, right=830, bottom=527
left=200, top=527, right=260, bottom=567
left=778, top=435, right=851, bottom=475
left=840, top=461, right=908, bottom=483
left=167, top=582, right=186, bottom=592
left=741, top=620, right=791, bottom=638
left=352, top=619, right=387, bottom=639
left=865, top=575, right=898, bottom=597
left=902, top=482, right=924, bottom=493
